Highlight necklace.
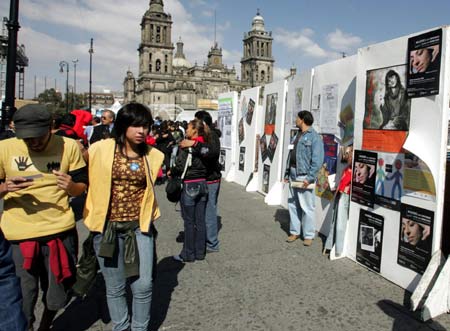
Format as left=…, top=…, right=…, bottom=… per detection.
left=121, top=145, right=141, bottom=171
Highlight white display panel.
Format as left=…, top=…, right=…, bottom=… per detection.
left=255, top=80, right=288, bottom=205
left=229, top=87, right=261, bottom=187
left=347, top=26, right=450, bottom=292
left=217, top=92, right=238, bottom=181
left=310, top=55, right=357, bottom=235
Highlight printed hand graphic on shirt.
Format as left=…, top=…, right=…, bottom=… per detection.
left=15, top=156, right=33, bottom=171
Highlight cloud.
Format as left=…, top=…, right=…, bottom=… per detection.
left=327, top=29, right=362, bottom=52
left=202, top=10, right=214, bottom=17
left=13, top=0, right=235, bottom=99
left=274, top=28, right=328, bottom=58
left=273, top=67, right=290, bottom=81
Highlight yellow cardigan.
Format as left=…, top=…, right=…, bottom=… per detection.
left=83, top=139, right=164, bottom=234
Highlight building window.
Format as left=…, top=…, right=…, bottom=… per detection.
left=165, top=65, right=168, bottom=73
left=156, top=60, right=161, bottom=72
left=156, top=26, right=161, bottom=43
left=149, top=53, right=152, bottom=61
left=149, top=64, right=152, bottom=72
left=261, top=70, right=265, bottom=81
left=165, top=54, right=168, bottom=63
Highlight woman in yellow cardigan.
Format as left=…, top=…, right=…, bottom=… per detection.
left=84, top=103, right=164, bottom=331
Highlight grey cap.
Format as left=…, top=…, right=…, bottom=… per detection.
left=13, top=104, right=52, bottom=139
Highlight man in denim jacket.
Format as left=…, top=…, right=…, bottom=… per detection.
left=284, top=111, right=324, bottom=246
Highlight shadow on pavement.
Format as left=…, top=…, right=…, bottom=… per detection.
left=52, top=273, right=110, bottom=331
left=377, top=298, right=447, bottom=331
left=149, top=256, right=185, bottom=330
left=274, top=209, right=290, bottom=236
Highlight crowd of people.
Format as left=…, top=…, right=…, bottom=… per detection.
left=0, top=103, right=222, bottom=331
left=0, top=104, right=372, bottom=330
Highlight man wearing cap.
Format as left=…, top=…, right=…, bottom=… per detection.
left=0, top=104, right=88, bottom=330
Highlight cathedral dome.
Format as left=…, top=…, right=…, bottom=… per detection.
left=252, top=10, right=265, bottom=32
left=173, top=37, right=191, bottom=68
left=173, top=57, right=192, bottom=68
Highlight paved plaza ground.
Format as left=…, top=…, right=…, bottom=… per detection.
left=34, top=181, right=450, bottom=330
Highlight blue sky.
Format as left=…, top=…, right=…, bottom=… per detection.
left=1, top=0, right=449, bottom=100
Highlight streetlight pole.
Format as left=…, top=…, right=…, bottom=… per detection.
left=88, top=38, right=94, bottom=112
left=72, top=58, right=78, bottom=109
left=1, top=0, right=20, bottom=133
left=59, top=61, right=69, bottom=113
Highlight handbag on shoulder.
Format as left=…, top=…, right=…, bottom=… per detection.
left=165, top=148, right=192, bottom=202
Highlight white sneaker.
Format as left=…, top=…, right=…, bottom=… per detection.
left=173, top=254, right=185, bottom=262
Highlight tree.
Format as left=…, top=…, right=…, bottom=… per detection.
left=38, top=88, right=65, bottom=114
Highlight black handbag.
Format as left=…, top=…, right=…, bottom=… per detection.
left=165, top=148, right=192, bottom=203
left=166, top=177, right=183, bottom=202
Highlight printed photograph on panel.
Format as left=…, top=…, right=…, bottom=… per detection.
left=356, top=209, right=384, bottom=273
left=351, top=150, right=377, bottom=208
left=254, top=134, right=260, bottom=172
left=264, top=93, right=277, bottom=135
left=374, top=152, right=404, bottom=211
left=238, top=117, right=245, bottom=145
left=219, top=149, right=226, bottom=171
left=364, top=65, right=411, bottom=131
left=260, top=134, right=268, bottom=162
left=246, top=98, right=255, bottom=126
left=239, top=146, right=245, bottom=171
left=407, top=29, right=442, bottom=97
left=268, top=132, right=278, bottom=163
left=398, top=204, right=434, bottom=274
left=263, top=164, right=270, bottom=193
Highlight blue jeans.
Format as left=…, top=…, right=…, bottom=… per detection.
left=205, top=181, right=220, bottom=251
left=94, top=227, right=154, bottom=331
left=325, top=193, right=350, bottom=255
left=0, top=231, right=27, bottom=331
left=180, top=180, right=208, bottom=261
left=288, top=168, right=316, bottom=239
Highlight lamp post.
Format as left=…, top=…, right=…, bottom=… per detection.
left=59, top=61, right=69, bottom=113
left=72, top=58, right=78, bottom=109
left=1, top=0, right=20, bottom=133
left=88, top=38, right=94, bottom=112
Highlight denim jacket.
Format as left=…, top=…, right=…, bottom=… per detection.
left=286, top=127, right=324, bottom=184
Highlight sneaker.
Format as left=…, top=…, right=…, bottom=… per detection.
left=303, top=239, right=313, bottom=246
left=173, top=254, right=194, bottom=263
left=286, top=234, right=300, bottom=243
left=173, top=254, right=185, bottom=262
left=206, top=247, right=219, bottom=254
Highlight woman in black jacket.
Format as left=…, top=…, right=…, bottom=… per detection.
left=171, top=119, right=209, bottom=262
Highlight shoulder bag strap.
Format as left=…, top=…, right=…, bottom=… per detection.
left=181, top=147, right=192, bottom=180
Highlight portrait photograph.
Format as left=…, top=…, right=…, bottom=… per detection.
left=267, top=132, right=278, bottom=163
left=239, top=147, right=245, bottom=171
left=407, top=28, right=442, bottom=98
left=260, top=134, right=268, bottom=162
left=238, top=117, right=245, bottom=145
left=264, top=93, right=277, bottom=134
left=364, top=65, right=411, bottom=131
left=246, top=98, right=255, bottom=125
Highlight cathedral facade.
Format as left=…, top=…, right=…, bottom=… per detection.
left=123, top=0, right=274, bottom=111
